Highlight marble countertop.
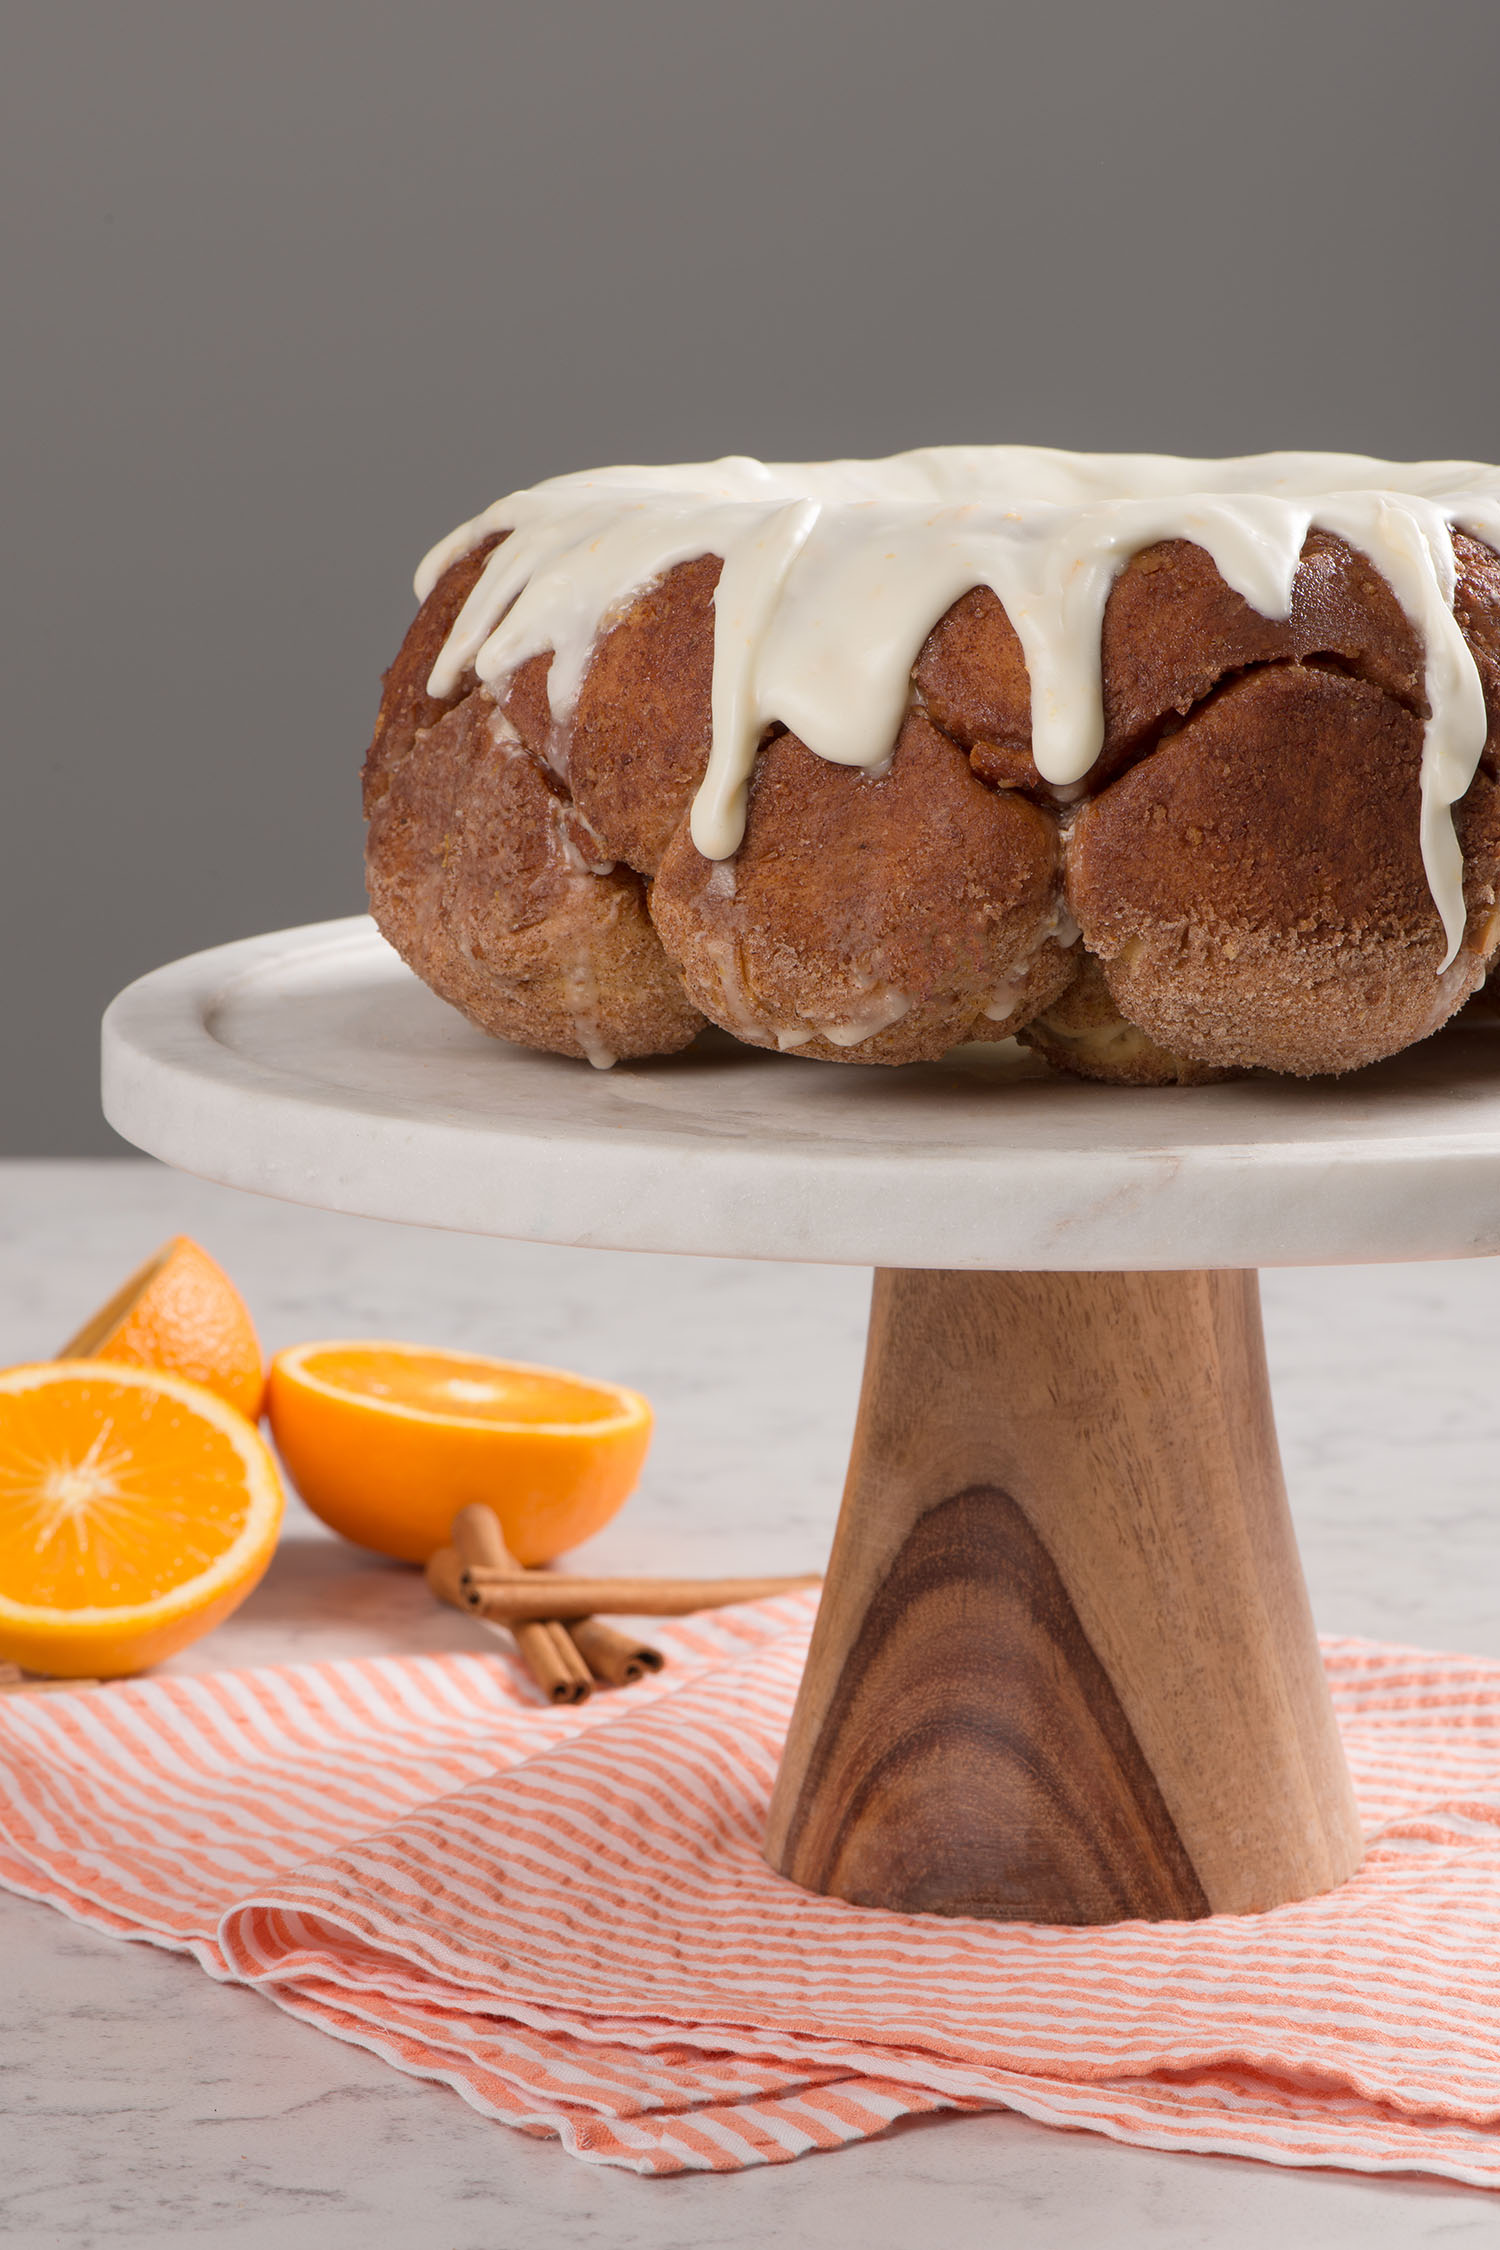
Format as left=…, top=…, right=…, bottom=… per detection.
left=4, top=1158, right=1500, bottom=2247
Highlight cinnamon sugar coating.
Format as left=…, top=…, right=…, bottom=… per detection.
left=364, top=531, right=506, bottom=808
left=363, top=555, right=702, bottom=1064
left=366, top=688, right=702, bottom=1064
left=1096, top=530, right=1427, bottom=780
left=364, top=526, right=1500, bottom=1081
left=912, top=530, right=1444, bottom=794
left=1019, top=952, right=1234, bottom=1087
left=650, top=714, right=1073, bottom=1065
left=1067, top=665, right=1500, bottom=1076
left=567, top=555, right=722, bottom=875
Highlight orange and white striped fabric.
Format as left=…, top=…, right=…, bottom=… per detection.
left=5, top=1593, right=1500, bottom=2179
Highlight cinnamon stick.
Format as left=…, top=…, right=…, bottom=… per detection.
left=455, top=1571, right=820, bottom=1622
left=517, top=1619, right=594, bottom=1704
left=450, top=1504, right=520, bottom=1577
left=448, top=1507, right=594, bottom=1704
left=425, top=1546, right=479, bottom=1611
left=567, top=1618, right=664, bottom=1685
left=430, top=1541, right=662, bottom=1687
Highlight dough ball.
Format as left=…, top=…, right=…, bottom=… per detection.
left=650, top=711, right=1075, bottom=1064
left=1066, top=663, right=1500, bottom=1075
left=367, top=686, right=703, bottom=1065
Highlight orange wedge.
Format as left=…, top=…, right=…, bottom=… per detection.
left=265, top=1341, right=653, bottom=1565
left=59, top=1236, right=265, bottom=1423
left=0, top=1361, right=284, bottom=1677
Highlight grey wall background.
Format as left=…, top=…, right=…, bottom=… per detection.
left=4, top=0, right=1498, bottom=1153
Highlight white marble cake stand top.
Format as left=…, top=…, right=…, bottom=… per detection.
left=101, top=916, right=1500, bottom=1271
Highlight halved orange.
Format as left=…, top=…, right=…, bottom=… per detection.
left=0, top=1361, right=285, bottom=1676
left=59, top=1236, right=265, bottom=1423
left=265, top=1341, right=653, bottom=1565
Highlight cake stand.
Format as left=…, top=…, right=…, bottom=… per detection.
left=102, top=916, right=1500, bottom=1927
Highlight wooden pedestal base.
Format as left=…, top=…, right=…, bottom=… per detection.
left=764, top=1269, right=1363, bottom=1924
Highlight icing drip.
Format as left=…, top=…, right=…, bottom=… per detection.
left=813, top=986, right=911, bottom=1048
left=421, top=450, right=1500, bottom=971
left=561, top=954, right=615, bottom=1072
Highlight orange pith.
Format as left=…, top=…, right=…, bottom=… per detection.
left=0, top=1361, right=284, bottom=1677
left=60, top=1236, right=265, bottom=1423
left=266, top=1340, right=653, bottom=1566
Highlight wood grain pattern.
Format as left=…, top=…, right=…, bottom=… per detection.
left=774, top=1484, right=1208, bottom=1920
left=764, top=1268, right=1364, bottom=1923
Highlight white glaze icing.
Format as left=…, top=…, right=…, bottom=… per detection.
left=419, top=449, right=1500, bottom=970
left=814, top=985, right=912, bottom=1048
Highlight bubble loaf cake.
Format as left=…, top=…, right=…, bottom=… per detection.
left=362, top=449, right=1500, bottom=1084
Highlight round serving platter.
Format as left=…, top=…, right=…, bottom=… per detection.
left=101, top=914, right=1500, bottom=1271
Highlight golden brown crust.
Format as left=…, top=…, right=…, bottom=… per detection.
left=913, top=587, right=1037, bottom=779
left=650, top=712, right=1074, bottom=1065
left=1065, top=663, right=1497, bottom=1075
left=1096, top=530, right=1425, bottom=780
left=366, top=684, right=703, bottom=1063
left=365, top=526, right=1500, bottom=1085
left=911, top=529, right=1436, bottom=801
left=1020, top=951, right=1236, bottom=1086
left=567, top=555, right=721, bottom=874
left=363, top=532, right=506, bottom=810
left=499, top=649, right=560, bottom=768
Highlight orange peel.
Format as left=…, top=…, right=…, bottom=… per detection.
left=265, top=1340, right=652, bottom=1565
left=59, top=1235, right=265, bottom=1422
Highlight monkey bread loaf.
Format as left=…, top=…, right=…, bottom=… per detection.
left=362, top=449, right=1500, bottom=1084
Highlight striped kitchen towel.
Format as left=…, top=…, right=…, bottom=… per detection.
left=4, top=1593, right=1500, bottom=2179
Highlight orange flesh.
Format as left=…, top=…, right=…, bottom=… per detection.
left=299, top=1348, right=628, bottom=1427
left=0, top=1374, right=256, bottom=1609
